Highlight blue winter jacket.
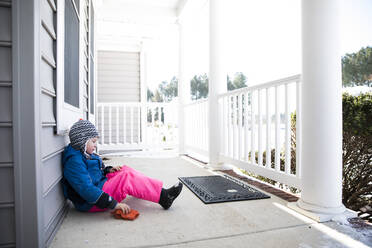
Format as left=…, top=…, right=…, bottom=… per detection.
left=62, top=144, right=109, bottom=211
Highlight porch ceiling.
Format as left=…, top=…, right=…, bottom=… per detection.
left=97, top=0, right=186, bottom=25
left=96, top=0, right=187, bottom=50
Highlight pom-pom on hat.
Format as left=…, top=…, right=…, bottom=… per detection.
left=69, top=119, right=99, bottom=151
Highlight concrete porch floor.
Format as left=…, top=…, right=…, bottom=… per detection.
left=50, top=155, right=372, bottom=248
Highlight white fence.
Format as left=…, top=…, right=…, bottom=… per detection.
left=96, top=102, right=178, bottom=151
left=218, top=75, right=302, bottom=189
left=182, top=75, right=302, bottom=188
left=184, top=98, right=209, bottom=158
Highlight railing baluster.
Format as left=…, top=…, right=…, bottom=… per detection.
left=123, top=105, right=126, bottom=144
left=250, top=91, right=255, bottom=164
left=285, top=84, right=291, bottom=174
left=244, top=92, right=249, bottom=161
left=196, top=104, right=200, bottom=149
left=189, top=105, right=192, bottom=148
left=200, top=103, right=206, bottom=149
left=196, top=105, right=198, bottom=148
left=233, top=95, right=238, bottom=160
left=202, top=102, right=206, bottom=150
left=138, top=106, right=141, bottom=144
left=296, top=81, right=301, bottom=178
left=101, top=105, right=105, bottom=145
left=116, top=106, right=119, bottom=144
left=266, top=88, right=271, bottom=168
left=187, top=106, right=190, bottom=147
left=141, top=104, right=147, bottom=147
left=203, top=103, right=205, bottom=150
left=204, top=101, right=208, bottom=151
left=151, top=106, right=154, bottom=145
left=275, top=86, right=280, bottom=171
left=238, top=94, right=242, bottom=160
left=108, top=105, right=112, bottom=144
left=258, top=89, right=262, bottom=166
left=228, top=96, right=232, bottom=157
left=198, top=104, right=201, bottom=149
left=222, top=97, right=226, bottom=156
left=131, top=106, right=134, bottom=144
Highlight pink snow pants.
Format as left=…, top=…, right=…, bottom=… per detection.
left=89, top=165, right=163, bottom=212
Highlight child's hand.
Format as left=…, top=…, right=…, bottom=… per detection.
left=109, top=166, right=122, bottom=173
left=113, top=203, right=131, bottom=215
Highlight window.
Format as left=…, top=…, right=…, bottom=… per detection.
left=89, top=2, right=95, bottom=115
left=56, top=0, right=96, bottom=134
left=64, top=0, right=80, bottom=108
left=56, top=0, right=85, bottom=134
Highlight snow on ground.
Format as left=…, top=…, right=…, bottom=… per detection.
left=342, top=86, right=371, bottom=96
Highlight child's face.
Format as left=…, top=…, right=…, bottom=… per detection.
left=86, top=137, right=98, bottom=154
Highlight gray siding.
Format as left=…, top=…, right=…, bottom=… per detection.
left=6, top=0, right=94, bottom=246
left=40, top=0, right=69, bottom=246
left=97, top=51, right=140, bottom=102
left=0, top=0, right=15, bottom=247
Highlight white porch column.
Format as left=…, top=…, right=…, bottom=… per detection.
left=178, top=21, right=189, bottom=154
left=293, top=0, right=348, bottom=221
left=208, top=0, right=226, bottom=166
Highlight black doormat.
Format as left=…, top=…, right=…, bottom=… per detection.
left=178, top=175, right=270, bottom=204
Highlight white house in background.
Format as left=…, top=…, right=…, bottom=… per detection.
left=0, top=0, right=355, bottom=247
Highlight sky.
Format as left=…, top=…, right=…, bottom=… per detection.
left=146, top=0, right=372, bottom=90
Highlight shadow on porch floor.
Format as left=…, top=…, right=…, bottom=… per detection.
left=50, top=156, right=372, bottom=248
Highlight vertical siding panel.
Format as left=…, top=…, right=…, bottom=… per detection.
left=0, top=167, right=14, bottom=203
left=41, top=93, right=56, bottom=124
left=42, top=153, right=63, bottom=194
left=0, top=127, right=13, bottom=163
left=0, top=6, right=11, bottom=42
left=0, top=208, right=15, bottom=245
left=43, top=182, right=65, bottom=230
left=0, top=2, right=15, bottom=247
left=0, top=47, right=12, bottom=82
left=0, top=87, right=12, bottom=122
left=40, top=0, right=69, bottom=246
left=40, top=60, right=55, bottom=93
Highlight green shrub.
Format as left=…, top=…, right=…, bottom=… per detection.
left=342, top=93, right=372, bottom=219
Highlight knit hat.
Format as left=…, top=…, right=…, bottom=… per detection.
left=69, top=120, right=99, bottom=151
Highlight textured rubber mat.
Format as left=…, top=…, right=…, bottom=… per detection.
left=179, top=175, right=270, bottom=204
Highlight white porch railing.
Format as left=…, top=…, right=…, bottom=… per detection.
left=183, top=75, right=302, bottom=189
left=97, top=75, right=301, bottom=189
left=218, top=75, right=302, bottom=189
left=96, top=102, right=178, bottom=151
left=184, top=98, right=209, bottom=158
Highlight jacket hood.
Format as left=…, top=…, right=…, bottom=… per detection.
left=62, top=144, right=82, bottom=166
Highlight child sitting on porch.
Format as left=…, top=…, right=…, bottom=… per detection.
left=62, top=119, right=183, bottom=215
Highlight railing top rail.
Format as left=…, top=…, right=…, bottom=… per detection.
left=184, top=97, right=208, bottom=107
left=218, top=74, right=301, bottom=99
left=97, top=102, right=174, bottom=107
left=145, top=102, right=175, bottom=108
